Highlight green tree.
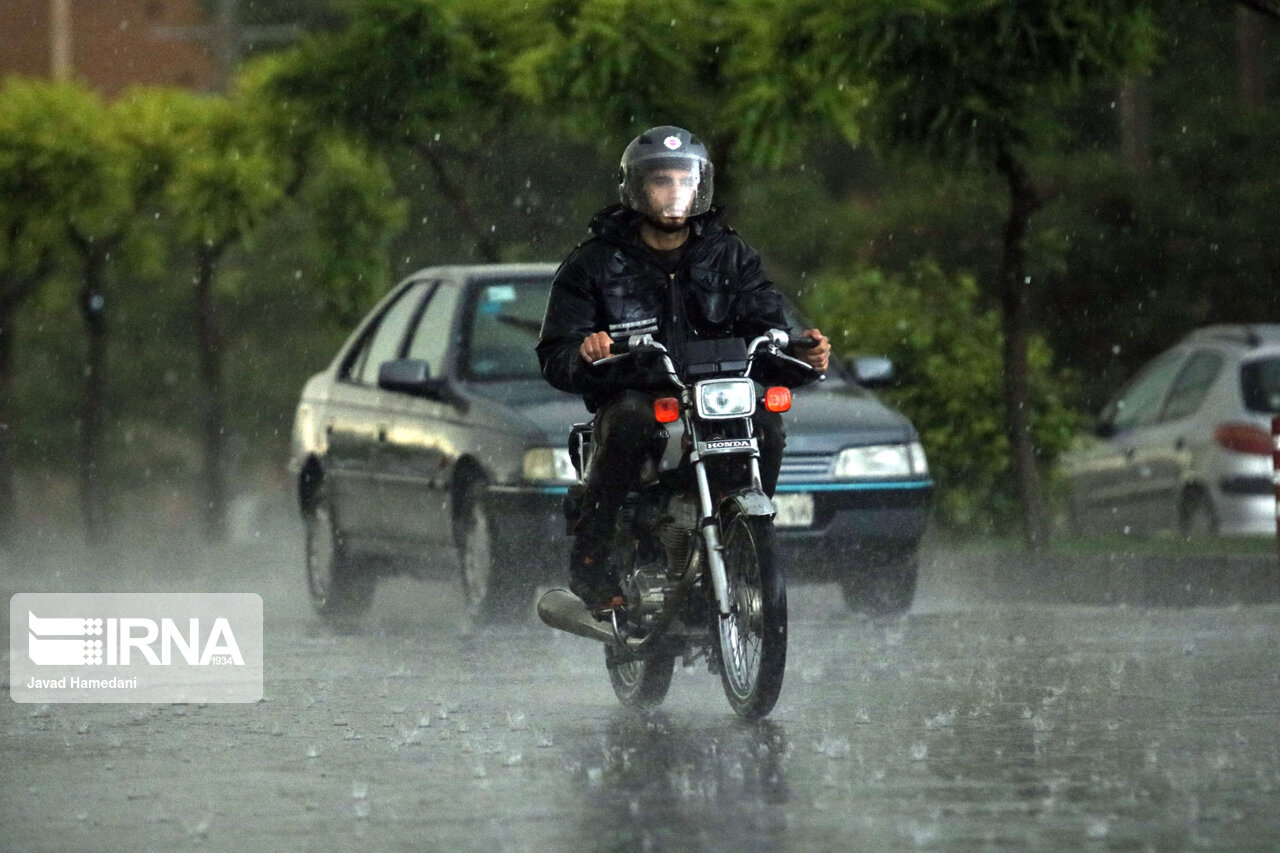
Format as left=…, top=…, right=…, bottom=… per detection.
left=745, top=0, right=1159, bottom=546
left=267, top=0, right=551, bottom=261
left=0, top=80, right=155, bottom=543
left=806, top=263, right=1082, bottom=533
left=0, top=79, right=85, bottom=540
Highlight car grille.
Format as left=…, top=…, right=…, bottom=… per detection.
left=779, top=452, right=833, bottom=481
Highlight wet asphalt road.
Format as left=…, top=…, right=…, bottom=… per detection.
left=3, top=534, right=1280, bottom=852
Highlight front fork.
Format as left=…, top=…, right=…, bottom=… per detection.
left=695, top=454, right=765, bottom=618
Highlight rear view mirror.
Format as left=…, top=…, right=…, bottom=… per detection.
left=850, top=356, right=895, bottom=388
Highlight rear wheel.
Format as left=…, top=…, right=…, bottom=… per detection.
left=454, top=476, right=535, bottom=622
left=304, top=496, right=375, bottom=623
left=605, top=645, right=676, bottom=712
left=713, top=512, right=786, bottom=719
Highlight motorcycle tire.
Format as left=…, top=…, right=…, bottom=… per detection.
left=605, top=645, right=676, bottom=712
left=713, top=511, right=786, bottom=719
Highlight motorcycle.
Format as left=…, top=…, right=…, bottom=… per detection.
left=537, top=330, right=819, bottom=719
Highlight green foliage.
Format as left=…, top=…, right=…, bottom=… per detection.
left=298, top=139, right=408, bottom=326
left=0, top=79, right=131, bottom=269
left=269, top=0, right=541, bottom=146
left=805, top=262, right=1082, bottom=533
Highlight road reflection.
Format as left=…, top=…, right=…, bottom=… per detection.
left=567, top=712, right=791, bottom=851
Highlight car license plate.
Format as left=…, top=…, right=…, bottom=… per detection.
left=772, top=492, right=814, bottom=528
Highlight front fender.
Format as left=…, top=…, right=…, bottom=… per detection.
left=720, top=488, right=776, bottom=519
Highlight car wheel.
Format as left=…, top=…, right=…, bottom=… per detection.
left=1179, top=489, right=1219, bottom=538
left=304, top=496, right=375, bottom=622
left=840, top=549, right=918, bottom=617
left=454, top=477, right=535, bottom=622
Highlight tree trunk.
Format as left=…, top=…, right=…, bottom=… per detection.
left=415, top=144, right=503, bottom=263
left=195, top=244, right=230, bottom=541
left=0, top=254, right=54, bottom=544
left=1236, top=6, right=1268, bottom=109
left=1118, top=74, right=1153, bottom=173
left=0, top=296, right=17, bottom=542
left=994, top=147, right=1050, bottom=549
left=77, top=245, right=111, bottom=545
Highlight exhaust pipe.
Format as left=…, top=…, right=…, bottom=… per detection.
left=537, top=588, right=618, bottom=644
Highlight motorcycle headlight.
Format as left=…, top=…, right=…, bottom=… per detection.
left=694, top=379, right=756, bottom=419
left=834, top=442, right=928, bottom=478
left=522, top=447, right=577, bottom=483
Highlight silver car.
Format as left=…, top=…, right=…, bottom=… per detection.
left=1062, top=324, right=1280, bottom=537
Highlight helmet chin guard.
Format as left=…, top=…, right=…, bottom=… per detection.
left=618, top=126, right=714, bottom=219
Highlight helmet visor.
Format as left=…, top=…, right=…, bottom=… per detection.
left=623, top=156, right=714, bottom=220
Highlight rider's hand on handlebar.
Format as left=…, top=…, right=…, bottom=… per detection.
left=797, top=329, right=831, bottom=372
left=580, top=331, right=615, bottom=363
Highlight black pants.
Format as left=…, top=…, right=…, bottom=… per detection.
left=570, top=390, right=785, bottom=592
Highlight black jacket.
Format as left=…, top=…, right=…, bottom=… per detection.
left=537, top=204, right=793, bottom=411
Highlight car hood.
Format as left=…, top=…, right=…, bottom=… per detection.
left=463, top=379, right=591, bottom=445
left=784, top=381, right=917, bottom=453
left=466, top=378, right=916, bottom=452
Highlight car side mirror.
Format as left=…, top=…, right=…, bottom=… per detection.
left=375, top=357, right=449, bottom=398
left=850, top=356, right=895, bottom=388
left=1094, top=419, right=1118, bottom=439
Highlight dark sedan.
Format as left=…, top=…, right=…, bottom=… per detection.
left=289, top=264, right=932, bottom=621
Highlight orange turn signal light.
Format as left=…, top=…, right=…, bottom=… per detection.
left=764, top=386, right=792, bottom=413
left=654, top=397, right=681, bottom=423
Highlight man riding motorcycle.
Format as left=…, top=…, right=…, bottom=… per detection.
left=536, top=125, right=831, bottom=617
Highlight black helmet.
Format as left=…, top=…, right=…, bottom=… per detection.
left=618, top=126, right=714, bottom=219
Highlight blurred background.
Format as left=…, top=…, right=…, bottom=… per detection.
left=0, top=0, right=1276, bottom=549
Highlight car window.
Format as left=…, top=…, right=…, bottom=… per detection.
left=1160, top=350, right=1223, bottom=422
left=342, top=282, right=429, bottom=386
left=1241, top=356, right=1280, bottom=414
left=460, top=278, right=550, bottom=379
left=1103, top=349, right=1185, bottom=431
left=405, top=281, right=462, bottom=377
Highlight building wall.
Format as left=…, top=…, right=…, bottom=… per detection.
left=0, top=0, right=216, bottom=95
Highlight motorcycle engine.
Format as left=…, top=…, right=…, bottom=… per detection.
left=625, top=493, right=700, bottom=626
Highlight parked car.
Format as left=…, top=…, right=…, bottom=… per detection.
left=1061, top=324, right=1280, bottom=538
left=288, top=264, right=933, bottom=622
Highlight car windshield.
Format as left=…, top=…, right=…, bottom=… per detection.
left=457, top=276, right=856, bottom=386
left=461, top=277, right=551, bottom=380
left=1241, top=356, right=1280, bottom=414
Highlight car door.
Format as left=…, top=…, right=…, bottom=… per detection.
left=1076, top=349, right=1186, bottom=533
left=377, top=279, right=465, bottom=546
left=1128, top=349, right=1224, bottom=532
left=325, top=281, right=431, bottom=539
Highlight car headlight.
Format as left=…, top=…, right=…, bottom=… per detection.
left=522, top=447, right=577, bottom=483
left=695, top=379, right=756, bottom=419
left=834, top=442, right=929, bottom=478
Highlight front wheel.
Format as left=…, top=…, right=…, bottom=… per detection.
left=304, top=498, right=375, bottom=623
left=454, top=477, right=535, bottom=622
left=839, top=550, right=918, bottom=617
left=713, top=512, right=786, bottom=719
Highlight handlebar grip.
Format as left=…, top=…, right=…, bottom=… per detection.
left=791, top=335, right=820, bottom=350
left=608, top=339, right=629, bottom=355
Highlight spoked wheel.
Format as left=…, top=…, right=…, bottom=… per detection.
left=454, top=477, right=534, bottom=622
left=304, top=497, right=375, bottom=623
left=605, top=645, right=676, bottom=712
left=714, top=512, right=786, bottom=719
